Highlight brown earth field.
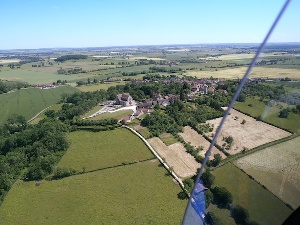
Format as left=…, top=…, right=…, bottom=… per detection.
left=205, top=109, right=291, bottom=155
left=147, top=137, right=200, bottom=178
left=179, top=126, right=226, bottom=160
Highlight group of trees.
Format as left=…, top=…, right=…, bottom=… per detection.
left=54, top=54, right=88, bottom=63
left=0, top=115, right=70, bottom=204
left=0, top=81, right=29, bottom=94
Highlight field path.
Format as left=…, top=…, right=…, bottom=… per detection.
left=123, top=126, right=186, bottom=189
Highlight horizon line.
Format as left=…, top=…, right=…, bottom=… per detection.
left=1, top=41, right=300, bottom=51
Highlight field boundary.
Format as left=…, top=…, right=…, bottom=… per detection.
left=233, top=106, right=293, bottom=134
left=217, top=132, right=300, bottom=167
left=123, top=125, right=189, bottom=194
left=229, top=162, right=294, bottom=210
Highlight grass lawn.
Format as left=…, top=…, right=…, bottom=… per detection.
left=76, top=81, right=127, bottom=92
left=207, top=204, right=236, bottom=225
left=58, top=128, right=154, bottom=172
left=29, top=103, right=63, bottom=124
left=88, top=109, right=133, bottom=121
left=0, top=86, right=78, bottom=125
left=211, top=163, right=292, bottom=225
left=80, top=105, right=103, bottom=119
left=234, top=97, right=300, bottom=133
left=159, top=133, right=178, bottom=146
left=137, top=127, right=151, bottom=139
left=0, top=161, right=187, bottom=225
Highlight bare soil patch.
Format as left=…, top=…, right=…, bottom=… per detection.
left=179, top=126, right=226, bottom=160
left=148, top=137, right=200, bottom=178
left=205, top=109, right=291, bottom=155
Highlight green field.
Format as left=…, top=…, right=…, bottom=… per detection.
left=80, top=105, right=103, bottom=119
left=58, top=128, right=154, bottom=172
left=29, top=103, right=63, bottom=124
left=76, top=81, right=127, bottom=92
left=234, top=97, right=300, bottom=133
left=0, top=86, right=78, bottom=124
left=0, top=161, right=186, bottom=225
left=235, top=136, right=300, bottom=209
left=211, top=163, right=292, bottom=225
left=88, top=109, right=133, bottom=121
left=0, top=69, right=85, bottom=84
left=159, top=133, right=178, bottom=146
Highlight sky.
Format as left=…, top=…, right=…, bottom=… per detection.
left=0, top=0, right=299, bottom=49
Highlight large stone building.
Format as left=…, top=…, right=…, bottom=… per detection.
left=115, top=93, right=134, bottom=106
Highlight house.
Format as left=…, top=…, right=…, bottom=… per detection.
left=115, top=93, right=134, bottom=106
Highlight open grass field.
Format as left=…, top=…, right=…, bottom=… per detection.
left=148, top=137, right=200, bottom=178
left=29, top=103, right=63, bottom=124
left=88, top=109, right=133, bottom=121
left=133, top=125, right=152, bottom=139
left=58, top=128, right=154, bottom=172
left=234, top=97, right=300, bottom=133
left=0, top=160, right=187, bottom=225
left=205, top=109, right=291, bottom=154
left=207, top=204, right=236, bottom=225
left=212, top=163, right=293, bottom=225
left=0, top=86, right=78, bottom=125
left=0, top=69, right=82, bottom=84
left=186, top=67, right=300, bottom=79
left=76, top=81, right=127, bottom=92
left=80, top=105, right=103, bottom=119
left=159, top=133, right=178, bottom=146
left=179, top=126, right=226, bottom=160
left=235, top=137, right=300, bottom=209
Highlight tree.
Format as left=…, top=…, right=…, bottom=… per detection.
left=237, top=93, right=246, bottom=102
left=206, top=211, right=222, bottom=225
left=204, top=189, right=213, bottom=207
left=45, top=110, right=56, bottom=118
left=231, top=205, right=250, bottom=224
left=201, top=170, right=215, bottom=188
left=279, top=108, right=289, bottom=118
left=4, top=114, right=27, bottom=134
left=211, top=153, right=222, bottom=167
left=212, top=186, right=233, bottom=207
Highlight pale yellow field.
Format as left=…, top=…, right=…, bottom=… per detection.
left=206, top=109, right=291, bottom=154
left=179, top=126, right=226, bottom=160
left=235, top=137, right=300, bottom=209
left=187, top=67, right=300, bottom=79
left=0, top=59, right=20, bottom=64
left=148, top=137, right=200, bottom=178
left=130, top=57, right=166, bottom=60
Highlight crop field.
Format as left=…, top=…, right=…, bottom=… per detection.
left=58, top=128, right=154, bottom=172
left=212, top=163, right=293, bottom=225
left=235, top=137, right=300, bottom=209
left=88, top=109, right=133, bottom=121
left=234, top=97, right=300, bottom=133
left=179, top=126, right=226, bottom=160
left=0, top=86, right=78, bottom=124
left=0, top=161, right=186, bottom=225
left=148, top=137, right=200, bottom=178
left=76, top=81, right=127, bottom=92
left=186, top=67, right=300, bottom=79
left=205, top=109, right=291, bottom=154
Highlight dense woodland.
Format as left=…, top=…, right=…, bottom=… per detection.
left=54, top=54, right=88, bottom=63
